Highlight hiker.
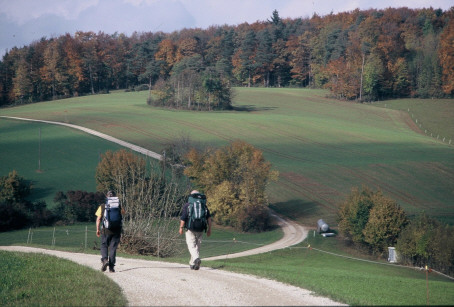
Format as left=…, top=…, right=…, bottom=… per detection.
left=95, top=190, right=124, bottom=273
left=179, top=190, right=212, bottom=270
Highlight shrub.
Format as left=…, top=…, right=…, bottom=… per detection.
left=96, top=150, right=184, bottom=257
left=337, top=186, right=375, bottom=244
left=338, top=186, right=407, bottom=254
left=396, top=213, right=454, bottom=276
left=363, top=195, right=407, bottom=255
left=0, top=171, right=54, bottom=231
left=0, top=170, right=31, bottom=203
left=183, top=141, right=278, bottom=231
left=53, top=190, right=105, bottom=224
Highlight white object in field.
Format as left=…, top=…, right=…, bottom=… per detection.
left=317, top=219, right=329, bottom=233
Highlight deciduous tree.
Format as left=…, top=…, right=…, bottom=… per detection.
left=184, top=141, right=278, bottom=231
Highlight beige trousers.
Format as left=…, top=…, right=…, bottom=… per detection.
left=185, top=229, right=203, bottom=265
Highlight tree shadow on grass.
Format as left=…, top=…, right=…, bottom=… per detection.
left=31, top=187, right=55, bottom=203
left=270, top=199, right=326, bottom=225
left=232, top=105, right=277, bottom=112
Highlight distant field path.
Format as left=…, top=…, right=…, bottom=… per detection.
left=0, top=117, right=342, bottom=305
left=0, top=116, right=163, bottom=160
left=1, top=115, right=309, bottom=259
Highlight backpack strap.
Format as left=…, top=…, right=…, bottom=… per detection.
left=187, top=202, right=193, bottom=230
left=100, top=204, right=106, bottom=232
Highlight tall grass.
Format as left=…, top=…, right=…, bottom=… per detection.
left=0, top=251, right=127, bottom=306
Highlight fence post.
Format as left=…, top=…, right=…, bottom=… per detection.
left=157, top=231, right=160, bottom=259
left=85, top=226, right=88, bottom=250
left=27, top=228, right=31, bottom=244
left=52, top=227, right=56, bottom=247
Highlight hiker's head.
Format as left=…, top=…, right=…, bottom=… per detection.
left=107, top=190, right=115, bottom=197
left=190, top=190, right=200, bottom=195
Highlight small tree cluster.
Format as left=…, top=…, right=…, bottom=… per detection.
left=0, top=171, right=54, bottom=231
left=151, top=55, right=233, bottom=110
left=96, top=149, right=185, bottom=257
left=337, top=186, right=408, bottom=255
left=53, top=190, right=105, bottom=224
left=396, top=213, right=454, bottom=276
left=183, top=140, right=279, bottom=232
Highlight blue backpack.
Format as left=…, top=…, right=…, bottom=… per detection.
left=102, top=197, right=122, bottom=231
left=187, top=193, right=208, bottom=232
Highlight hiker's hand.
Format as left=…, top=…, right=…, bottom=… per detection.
left=179, top=227, right=184, bottom=235
left=96, top=229, right=100, bottom=237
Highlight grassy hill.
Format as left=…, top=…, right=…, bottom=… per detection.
left=1, top=88, right=453, bottom=225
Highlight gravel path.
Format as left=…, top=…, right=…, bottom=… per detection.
left=204, top=212, right=308, bottom=261
left=0, top=244, right=344, bottom=306
left=1, top=116, right=345, bottom=305
left=1, top=216, right=345, bottom=306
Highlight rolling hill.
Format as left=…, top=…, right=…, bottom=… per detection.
left=1, top=88, right=453, bottom=225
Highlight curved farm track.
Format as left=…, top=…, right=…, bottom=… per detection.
left=0, top=115, right=347, bottom=305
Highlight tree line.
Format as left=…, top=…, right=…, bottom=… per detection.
left=1, top=7, right=453, bottom=107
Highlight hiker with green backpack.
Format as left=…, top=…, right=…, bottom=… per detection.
left=179, top=190, right=212, bottom=270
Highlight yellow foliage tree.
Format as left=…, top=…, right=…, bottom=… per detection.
left=184, top=140, right=279, bottom=231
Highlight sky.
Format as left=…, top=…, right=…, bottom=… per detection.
left=0, top=0, right=452, bottom=56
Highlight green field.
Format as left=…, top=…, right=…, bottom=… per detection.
left=1, top=88, right=453, bottom=225
left=209, top=234, right=454, bottom=306
left=0, top=119, right=124, bottom=205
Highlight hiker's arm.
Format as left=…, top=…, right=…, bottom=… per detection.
left=206, top=217, right=212, bottom=237
left=96, top=216, right=102, bottom=237
left=179, top=220, right=185, bottom=235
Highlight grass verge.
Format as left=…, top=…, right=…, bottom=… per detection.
left=0, top=250, right=127, bottom=306
left=206, top=234, right=454, bottom=306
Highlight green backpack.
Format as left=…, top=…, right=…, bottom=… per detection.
left=187, top=193, right=208, bottom=232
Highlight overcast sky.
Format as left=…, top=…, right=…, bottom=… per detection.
left=1, top=0, right=452, bottom=56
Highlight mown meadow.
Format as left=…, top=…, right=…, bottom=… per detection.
left=1, top=88, right=453, bottom=225
left=1, top=88, right=453, bottom=305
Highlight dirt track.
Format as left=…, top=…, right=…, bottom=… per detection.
left=0, top=215, right=344, bottom=306
left=0, top=116, right=345, bottom=305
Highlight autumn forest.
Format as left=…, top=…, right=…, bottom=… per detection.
left=1, top=7, right=453, bottom=107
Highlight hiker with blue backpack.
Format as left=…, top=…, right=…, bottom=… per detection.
left=95, top=190, right=124, bottom=273
left=179, top=190, right=212, bottom=270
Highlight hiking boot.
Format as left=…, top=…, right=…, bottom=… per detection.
left=109, top=265, right=115, bottom=273
left=190, top=265, right=195, bottom=270
left=101, top=259, right=109, bottom=272
left=194, top=258, right=201, bottom=270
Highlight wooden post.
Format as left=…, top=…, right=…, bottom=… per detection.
left=426, top=265, right=430, bottom=306
left=85, top=226, right=88, bottom=250
left=38, top=128, right=41, bottom=171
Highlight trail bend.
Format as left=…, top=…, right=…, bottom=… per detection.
left=1, top=116, right=344, bottom=305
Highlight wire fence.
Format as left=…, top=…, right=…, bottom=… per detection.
left=20, top=226, right=453, bottom=281
left=405, top=108, right=453, bottom=146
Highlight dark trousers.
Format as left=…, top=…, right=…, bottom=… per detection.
left=101, top=232, right=121, bottom=267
